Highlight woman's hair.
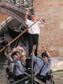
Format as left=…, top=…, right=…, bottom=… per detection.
left=16, top=49, right=23, bottom=55
left=11, top=51, right=19, bottom=59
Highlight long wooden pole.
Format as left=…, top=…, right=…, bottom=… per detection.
left=0, top=19, right=43, bottom=53
left=31, top=52, right=34, bottom=83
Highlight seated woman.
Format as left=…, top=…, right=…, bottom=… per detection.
left=33, top=45, right=51, bottom=83
left=6, top=46, right=25, bottom=76
left=6, top=46, right=25, bottom=62
left=14, top=51, right=27, bottom=81
left=6, top=51, right=21, bottom=77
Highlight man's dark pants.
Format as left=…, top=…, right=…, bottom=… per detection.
left=29, top=33, right=39, bottom=56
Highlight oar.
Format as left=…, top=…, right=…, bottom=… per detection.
left=0, top=19, right=44, bottom=53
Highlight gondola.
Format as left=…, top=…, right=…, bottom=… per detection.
left=6, top=70, right=55, bottom=84
left=5, top=21, right=54, bottom=84
left=6, top=56, right=55, bottom=84
left=6, top=57, right=32, bottom=84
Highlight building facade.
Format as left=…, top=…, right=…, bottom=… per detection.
left=0, top=0, right=63, bottom=57
left=34, top=0, right=63, bottom=57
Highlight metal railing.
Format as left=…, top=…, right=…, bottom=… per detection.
left=6, top=0, right=21, bottom=6
left=6, top=0, right=33, bottom=7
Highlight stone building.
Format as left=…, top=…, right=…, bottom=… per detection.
left=34, top=0, right=63, bottom=57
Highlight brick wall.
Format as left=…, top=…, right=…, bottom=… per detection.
left=34, top=0, right=63, bottom=57
left=0, top=13, right=9, bottom=23
left=0, top=0, right=63, bottom=57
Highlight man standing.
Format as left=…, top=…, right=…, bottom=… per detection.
left=25, top=10, right=44, bottom=56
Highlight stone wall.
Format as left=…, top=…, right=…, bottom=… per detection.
left=0, top=0, right=63, bottom=57
left=34, top=0, right=63, bottom=57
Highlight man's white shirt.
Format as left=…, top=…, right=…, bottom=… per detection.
left=26, top=19, right=44, bottom=34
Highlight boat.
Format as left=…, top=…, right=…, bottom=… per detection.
left=6, top=56, right=54, bottom=84
left=6, top=57, right=31, bottom=84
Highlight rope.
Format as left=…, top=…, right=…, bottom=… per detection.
left=0, top=19, right=44, bottom=53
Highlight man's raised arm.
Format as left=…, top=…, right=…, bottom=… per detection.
left=25, top=10, right=29, bottom=22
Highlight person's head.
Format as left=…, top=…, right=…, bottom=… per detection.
left=11, top=51, right=20, bottom=61
left=41, top=52, right=48, bottom=63
left=31, top=14, right=36, bottom=22
left=20, top=51, right=26, bottom=63
left=16, top=49, right=23, bottom=58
